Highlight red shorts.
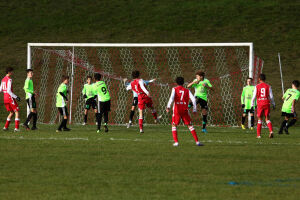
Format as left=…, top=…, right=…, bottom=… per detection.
left=138, top=96, right=153, bottom=110
left=257, top=104, right=270, bottom=118
left=172, top=110, right=192, bottom=126
left=4, top=100, right=19, bottom=112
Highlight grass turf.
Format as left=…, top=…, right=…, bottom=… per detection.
left=0, top=124, right=299, bottom=199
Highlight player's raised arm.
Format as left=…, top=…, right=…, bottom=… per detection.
left=166, top=88, right=175, bottom=112
left=269, top=86, right=275, bottom=107
left=251, top=86, right=257, bottom=107
left=187, top=79, right=198, bottom=88
left=139, top=79, right=149, bottom=96
left=189, top=90, right=197, bottom=112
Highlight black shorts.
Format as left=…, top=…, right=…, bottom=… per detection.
left=98, top=100, right=111, bottom=113
left=132, top=97, right=138, bottom=106
left=58, top=106, right=69, bottom=117
left=281, top=112, right=296, bottom=118
left=243, top=108, right=254, bottom=114
left=85, top=98, right=97, bottom=110
left=196, top=97, right=208, bottom=109
left=26, top=95, right=37, bottom=109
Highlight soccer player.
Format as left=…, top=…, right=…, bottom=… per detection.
left=251, top=74, right=275, bottom=138
left=127, top=70, right=160, bottom=133
left=279, top=80, right=300, bottom=134
left=56, top=75, right=71, bottom=132
left=94, top=73, right=111, bottom=133
left=23, top=69, right=38, bottom=130
left=123, top=78, right=155, bottom=128
left=0, top=67, right=21, bottom=132
left=82, top=76, right=97, bottom=125
left=167, top=77, right=204, bottom=146
left=187, top=71, right=213, bottom=133
left=241, top=77, right=256, bottom=130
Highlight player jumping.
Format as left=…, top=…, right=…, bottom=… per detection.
left=187, top=71, right=213, bottom=133
left=279, top=80, right=300, bottom=134
left=251, top=74, right=275, bottom=138
left=127, top=70, right=160, bottom=133
left=82, top=75, right=98, bottom=125
left=0, top=67, right=21, bottom=132
left=241, top=77, right=256, bottom=130
left=167, top=77, right=204, bottom=146
left=23, top=69, right=38, bottom=130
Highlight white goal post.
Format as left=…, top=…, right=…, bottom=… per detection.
left=27, top=43, right=257, bottom=127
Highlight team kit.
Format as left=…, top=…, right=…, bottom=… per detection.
left=1, top=67, right=299, bottom=146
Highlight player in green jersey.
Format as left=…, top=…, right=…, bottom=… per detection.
left=187, top=71, right=213, bottom=133
left=241, top=77, right=256, bottom=130
left=279, top=80, right=300, bottom=134
left=82, top=76, right=98, bottom=125
left=94, top=73, right=111, bottom=133
left=23, top=69, right=38, bottom=130
left=56, top=75, right=71, bottom=132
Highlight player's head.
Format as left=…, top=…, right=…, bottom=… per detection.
left=87, top=75, right=92, bottom=84
left=26, top=69, right=33, bottom=78
left=62, top=75, right=69, bottom=84
left=292, top=80, right=299, bottom=88
left=259, top=74, right=266, bottom=82
left=247, top=77, right=253, bottom=85
left=176, top=77, right=184, bottom=86
left=6, top=67, right=13, bottom=76
left=196, top=71, right=205, bottom=81
left=94, top=73, right=102, bottom=81
left=132, top=70, right=140, bottom=79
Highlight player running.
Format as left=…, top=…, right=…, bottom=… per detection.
left=187, top=71, right=213, bottom=133
left=23, top=69, right=38, bottom=130
left=251, top=74, right=275, bottom=138
left=0, top=67, right=21, bottom=132
left=241, top=77, right=256, bottom=130
left=123, top=78, right=155, bottom=128
left=82, top=76, right=98, bottom=125
left=94, top=73, right=111, bottom=133
left=127, top=70, right=160, bottom=133
left=167, top=77, right=204, bottom=146
left=56, top=75, right=71, bottom=132
left=279, top=80, right=300, bottom=134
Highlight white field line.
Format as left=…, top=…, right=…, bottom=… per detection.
left=0, top=136, right=299, bottom=145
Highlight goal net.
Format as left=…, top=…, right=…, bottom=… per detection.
left=28, top=43, right=262, bottom=127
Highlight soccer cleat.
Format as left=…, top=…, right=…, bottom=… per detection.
left=127, top=122, right=132, bottom=128
left=31, top=126, right=38, bottom=130
left=22, top=123, right=30, bottom=130
left=241, top=124, right=246, bottom=130
left=269, top=132, right=274, bottom=138
left=3, top=127, right=8, bottom=131
left=256, top=136, right=261, bottom=139
left=63, top=128, right=71, bottom=131
left=14, top=128, right=20, bottom=132
left=97, top=129, right=100, bottom=133
left=140, top=129, right=144, bottom=133
left=173, top=142, right=179, bottom=146
left=202, top=128, right=208, bottom=134
left=104, top=125, right=108, bottom=133
left=196, top=141, right=204, bottom=146
left=284, top=127, right=289, bottom=135
left=250, top=127, right=254, bottom=130
left=82, top=122, right=86, bottom=126
left=56, top=129, right=62, bottom=133
left=154, top=115, right=162, bottom=124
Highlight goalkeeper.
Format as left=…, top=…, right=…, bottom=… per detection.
left=241, top=77, right=256, bottom=130
left=82, top=76, right=97, bottom=125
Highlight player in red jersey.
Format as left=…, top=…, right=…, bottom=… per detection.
left=251, top=74, right=275, bottom=138
left=166, top=77, right=204, bottom=146
left=127, top=70, right=160, bottom=133
left=0, top=67, right=21, bottom=132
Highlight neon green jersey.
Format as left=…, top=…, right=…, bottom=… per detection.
left=82, top=83, right=95, bottom=100
left=191, top=78, right=212, bottom=101
left=56, top=83, right=68, bottom=107
left=282, top=88, right=300, bottom=113
left=24, top=78, right=34, bottom=99
left=241, top=85, right=256, bottom=109
left=94, top=81, right=110, bottom=102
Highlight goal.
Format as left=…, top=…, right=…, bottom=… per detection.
left=27, top=43, right=262, bottom=127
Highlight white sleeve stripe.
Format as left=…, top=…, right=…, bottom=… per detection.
left=251, top=86, right=257, bottom=107
left=139, top=79, right=149, bottom=95
left=7, top=79, right=17, bottom=99
left=167, top=88, right=175, bottom=108
left=189, top=90, right=197, bottom=112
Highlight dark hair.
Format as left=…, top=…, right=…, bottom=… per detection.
left=26, top=69, right=33, bottom=73
left=259, top=74, right=266, bottom=81
left=292, top=80, right=299, bottom=88
left=87, top=75, right=92, bottom=79
left=176, top=77, right=184, bottom=85
left=196, top=70, right=205, bottom=77
left=94, top=73, right=101, bottom=81
left=6, top=67, right=13, bottom=74
left=132, top=70, right=140, bottom=79
left=247, top=77, right=253, bottom=81
left=62, top=75, right=69, bottom=81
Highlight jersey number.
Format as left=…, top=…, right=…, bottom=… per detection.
left=286, top=94, right=292, bottom=101
left=101, top=87, right=107, bottom=95
left=260, top=88, right=266, bottom=97
left=2, top=82, right=6, bottom=90
left=179, top=90, right=184, bottom=101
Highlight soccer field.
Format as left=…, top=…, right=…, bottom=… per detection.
left=0, top=124, right=299, bottom=199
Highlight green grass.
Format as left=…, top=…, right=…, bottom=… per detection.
left=0, top=124, right=299, bottom=199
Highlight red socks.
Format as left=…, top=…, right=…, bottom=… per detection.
left=266, top=120, right=273, bottom=133
left=189, top=126, right=199, bottom=142
left=4, top=118, right=11, bottom=129
left=139, top=117, right=143, bottom=130
left=172, top=126, right=178, bottom=143
left=15, top=118, right=20, bottom=129
left=257, top=120, right=262, bottom=137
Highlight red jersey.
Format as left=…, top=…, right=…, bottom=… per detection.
left=167, top=86, right=196, bottom=112
left=252, top=82, right=275, bottom=106
left=130, top=79, right=149, bottom=97
left=0, top=76, right=17, bottom=103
